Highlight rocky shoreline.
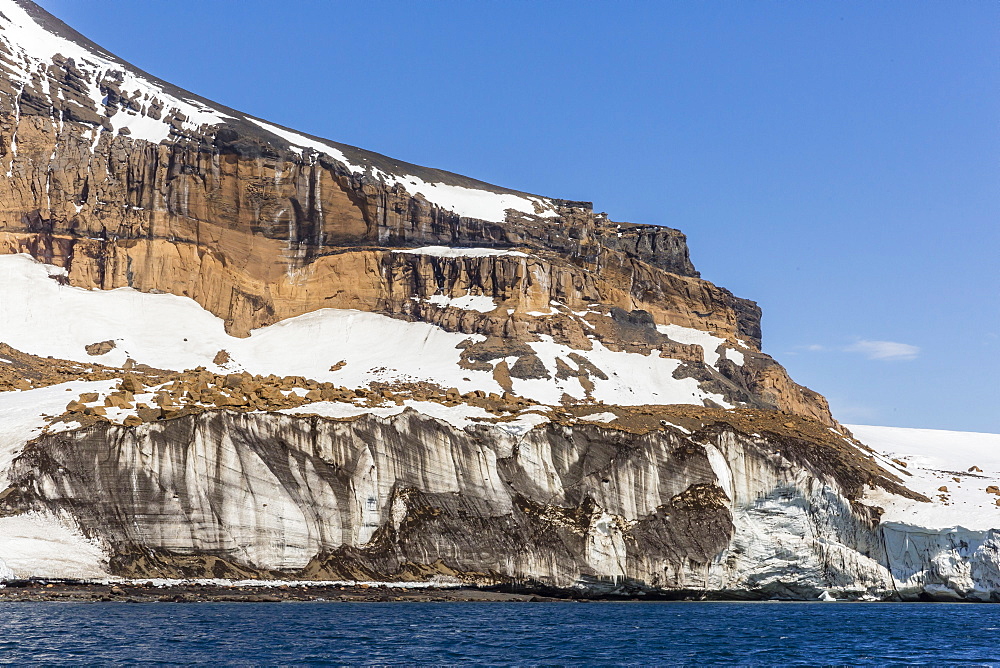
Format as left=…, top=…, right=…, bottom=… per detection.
left=4, top=580, right=991, bottom=603
left=0, top=580, right=555, bottom=603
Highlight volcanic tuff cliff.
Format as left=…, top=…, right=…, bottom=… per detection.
left=2, top=0, right=999, bottom=600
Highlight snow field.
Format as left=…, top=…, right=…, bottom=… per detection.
left=0, top=512, right=109, bottom=581
left=0, top=254, right=735, bottom=408
left=850, top=424, right=1000, bottom=531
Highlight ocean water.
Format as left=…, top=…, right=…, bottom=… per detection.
left=0, top=601, right=998, bottom=665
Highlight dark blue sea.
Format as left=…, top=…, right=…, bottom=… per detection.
left=1, top=601, right=998, bottom=665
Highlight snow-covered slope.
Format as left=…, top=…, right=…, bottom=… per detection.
left=0, top=254, right=729, bottom=407
left=0, top=0, right=228, bottom=145
left=851, top=424, right=1000, bottom=531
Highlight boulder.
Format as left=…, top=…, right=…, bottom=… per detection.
left=85, top=340, right=116, bottom=356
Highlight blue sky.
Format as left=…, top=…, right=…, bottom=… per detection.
left=38, top=0, right=999, bottom=432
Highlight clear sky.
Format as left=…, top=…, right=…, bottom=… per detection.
left=37, top=0, right=999, bottom=432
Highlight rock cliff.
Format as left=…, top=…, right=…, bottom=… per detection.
left=1, top=0, right=998, bottom=600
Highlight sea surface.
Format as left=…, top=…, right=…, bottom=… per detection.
left=1, top=601, right=998, bottom=665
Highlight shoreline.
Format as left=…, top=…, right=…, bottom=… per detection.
left=0, top=581, right=562, bottom=603
left=1, top=580, right=993, bottom=603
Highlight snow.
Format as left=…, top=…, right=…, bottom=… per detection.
left=660, top=420, right=691, bottom=434
left=0, top=0, right=229, bottom=144
left=373, top=168, right=557, bottom=223
left=579, top=412, right=618, bottom=423
left=394, top=246, right=528, bottom=258
left=496, top=410, right=551, bottom=436
left=521, top=335, right=732, bottom=408
left=237, top=308, right=495, bottom=394
left=282, top=400, right=496, bottom=431
left=424, top=294, right=497, bottom=312
left=0, top=254, right=235, bottom=370
left=0, top=254, right=743, bottom=409
left=656, top=324, right=728, bottom=367
left=0, top=254, right=499, bottom=395
left=0, top=379, right=118, bottom=476
left=0, top=512, right=109, bottom=581
left=726, top=348, right=745, bottom=365
left=247, top=118, right=364, bottom=173
left=850, top=424, right=1000, bottom=531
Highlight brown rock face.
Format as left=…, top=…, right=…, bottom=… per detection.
left=0, top=0, right=832, bottom=424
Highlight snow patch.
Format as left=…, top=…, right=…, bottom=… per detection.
left=0, top=513, right=109, bottom=581
left=725, top=348, right=745, bottom=366
left=424, top=294, right=497, bottom=313
left=282, top=400, right=496, bottom=431
left=579, top=412, right=618, bottom=423
left=373, top=169, right=558, bottom=223
left=394, top=246, right=528, bottom=258
left=247, top=118, right=364, bottom=173
left=522, top=335, right=732, bottom=408
left=496, top=411, right=551, bottom=436
left=0, top=379, right=118, bottom=475
left=656, top=324, right=728, bottom=367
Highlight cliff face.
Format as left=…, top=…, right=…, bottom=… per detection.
left=2, top=0, right=997, bottom=600
left=0, top=0, right=828, bottom=421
